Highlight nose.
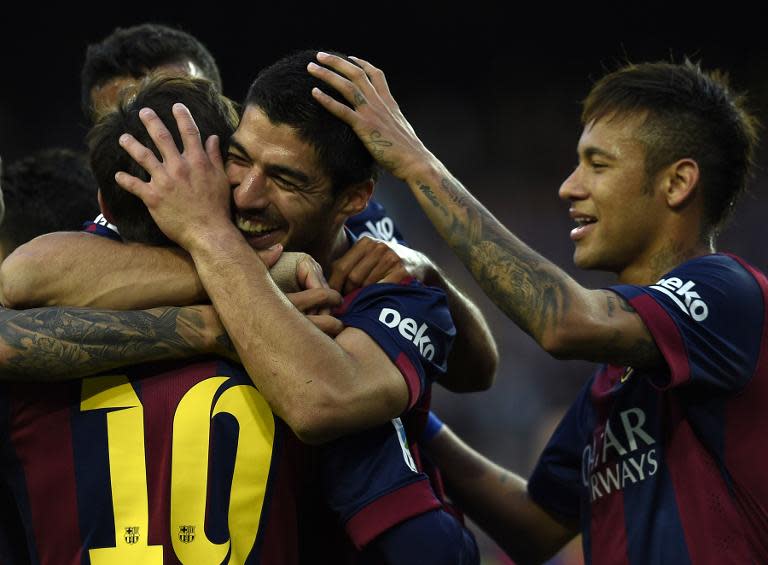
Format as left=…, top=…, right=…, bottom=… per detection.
left=232, top=168, right=270, bottom=212
left=558, top=165, right=588, bottom=202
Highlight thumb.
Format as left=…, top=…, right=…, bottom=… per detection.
left=257, top=243, right=283, bottom=268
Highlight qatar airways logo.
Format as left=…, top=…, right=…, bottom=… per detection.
left=581, top=407, right=658, bottom=502
left=378, top=308, right=435, bottom=361
left=650, top=277, right=709, bottom=321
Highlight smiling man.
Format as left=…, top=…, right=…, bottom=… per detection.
left=114, top=52, right=480, bottom=563
left=309, top=55, right=768, bottom=563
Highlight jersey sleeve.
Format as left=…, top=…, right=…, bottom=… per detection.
left=82, top=214, right=122, bottom=242
left=320, top=417, right=442, bottom=549
left=527, top=377, right=594, bottom=522
left=335, top=280, right=455, bottom=411
left=609, top=254, right=766, bottom=391
left=344, top=198, right=407, bottom=245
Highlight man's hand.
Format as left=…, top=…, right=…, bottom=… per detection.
left=270, top=252, right=327, bottom=294
left=114, top=103, right=236, bottom=251
left=329, top=236, right=433, bottom=295
left=287, top=287, right=344, bottom=337
left=307, top=52, right=436, bottom=182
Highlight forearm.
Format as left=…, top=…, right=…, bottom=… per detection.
left=0, top=304, right=226, bottom=381
left=188, top=229, right=378, bottom=442
left=0, top=232, right=204, bottom=309
left=406, top=162, right=583, bottom=346
left=427, top=425, right=576, bottom=564
left=427, top=269, right=497, bottom=392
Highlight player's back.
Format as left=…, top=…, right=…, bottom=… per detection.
left=0, top=357, right=308, bottom=564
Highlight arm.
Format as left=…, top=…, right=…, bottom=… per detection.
left=114, top=105, right=408, bottom=444
left=0, top=231, right=204, bottom=309
left=0, top=304, right=229, bottom=381
left=329, top=236, right=497, bottom=392
left=427, top=423, right=577, bottom=564
left=0, top=231, right=322, bottom=309
left=308, top=54, right=663, bottom=369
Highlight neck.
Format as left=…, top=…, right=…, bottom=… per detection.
left=618, top=239, right=713, bottom=285
left=318, top=227, right=351, bottom=273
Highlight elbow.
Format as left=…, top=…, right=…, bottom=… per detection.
left=0, top=254, right=37, bottom=308
left=475, top=340, right=499, bottom=391
left=539, top=322, right=592, bottom=361
left=280, top=383, right=358, bottom=446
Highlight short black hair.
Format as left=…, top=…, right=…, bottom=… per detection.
left=244, top=49, right=376, bottom=195
left=88, top=76, right=238, bottom=245
left=583, top=60, right=759, bottom=236
left=81, top=23, right=222, bottom=120
left=0, top=148, right=99, bottom=254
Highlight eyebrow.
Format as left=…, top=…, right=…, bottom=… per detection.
left=227, top=138, right=311, bottom=185
left=581, top=146, right=618, bottom=161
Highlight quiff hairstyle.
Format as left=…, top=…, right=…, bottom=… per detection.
left=582, top=60, right=759, bottom=236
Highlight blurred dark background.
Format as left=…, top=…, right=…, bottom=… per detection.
left=2, top=10, right=766, bottom=563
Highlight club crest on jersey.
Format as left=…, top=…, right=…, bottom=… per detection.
left=179, top=525, right=195, bottom=543
left=650, top=277, right=709, bottom=321
left=378, top=307, right=435, bottom=361
left=124, top=526, right=140, bottom=544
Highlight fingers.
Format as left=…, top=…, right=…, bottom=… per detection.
left=257, top=244, right=284, bottom=269
left=172, top=103, right=206, bottom=159
left=328, top=241, right=369, bottom=291
left=348, top=56, right=398, bottom=106
left=114, top=170, right=151, bottom=203
left=306, top=314, right=344, bottom=337
left=206, top=135, right=224, bottom=169
left=137, top=107, right=179, bottom=163
left=286, top=288, right=342, bottom=313
left=297, top=255, right=329, bottom=290
left=117, top=132, right=165, bottom=180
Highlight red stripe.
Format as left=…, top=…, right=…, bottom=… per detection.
left=723, top=255, right=768, bottom=557
left=663, top=397, right=753, bottom=564
left=345, top=478, right=441, bottom=549
left=9, top=384, right=82, bottom=565
left=629, top=294, right=690, bottom=389
left=589, top=486, right=630, bottom=565
left=395, top=352, right=421, bottom=411
left=139, top=360, right=219, bottom=562
left=334, top=287, right=364, bottom=316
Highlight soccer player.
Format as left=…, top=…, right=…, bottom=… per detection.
left=310, top=54, right=768, bottom=563
left=0, top=148, right=99, bottom=261
left=2, top=68, right=480, bottom=562
left=3, top=24, right=497, bottom=391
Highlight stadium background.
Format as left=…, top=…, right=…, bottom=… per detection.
left=1, top=9, right=766, bottom=564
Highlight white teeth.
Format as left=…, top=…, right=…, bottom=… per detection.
left=236, top=216, right=278, bottom=234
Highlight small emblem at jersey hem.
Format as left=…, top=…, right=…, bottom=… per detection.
left=620, top=367, right=634, bottom=383
left=124, top=526, right=140, bottom=544
left=179, top=525, right=195, bottom=543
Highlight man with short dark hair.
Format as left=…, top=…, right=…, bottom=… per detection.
left=81, top=23, right=222, bottom=122
left=0, top=148, right=99, bottom=260
left=309, top=55, right=768, bottom=563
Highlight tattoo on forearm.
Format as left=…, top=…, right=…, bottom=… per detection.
left=417, top=176, right=571, bottom=341
left=0, top=306, right=211, bottom=382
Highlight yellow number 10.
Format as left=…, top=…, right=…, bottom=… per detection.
left=80, top=375, right=275, bottom=564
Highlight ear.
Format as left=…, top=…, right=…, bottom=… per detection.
left=97, top=189, right=116, bottom=225
left=661, top=158, right=700, bottom=209
left=336, top=179, right=374, bottom=218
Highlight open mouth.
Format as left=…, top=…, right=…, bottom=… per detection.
left=570, top=216, right=597, bottom=241
left=235, top=215, right=285, bottom=248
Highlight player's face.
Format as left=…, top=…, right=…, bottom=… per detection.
left=558, top=113, right=666, bottom=278
left=89, top=60, right=205, bottom=121
left=225, top=105, right=345, bottom=260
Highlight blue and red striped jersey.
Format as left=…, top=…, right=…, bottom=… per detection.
left=528, top=253, right=768, bottom=565
left=0, top=358, right=308, bottom=565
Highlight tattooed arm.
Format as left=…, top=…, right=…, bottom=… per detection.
left=0, top=304, right=231, bottom=381
left=427, top=423, right=577, bottom=563
left=308, top=53, right=663, bottom=369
